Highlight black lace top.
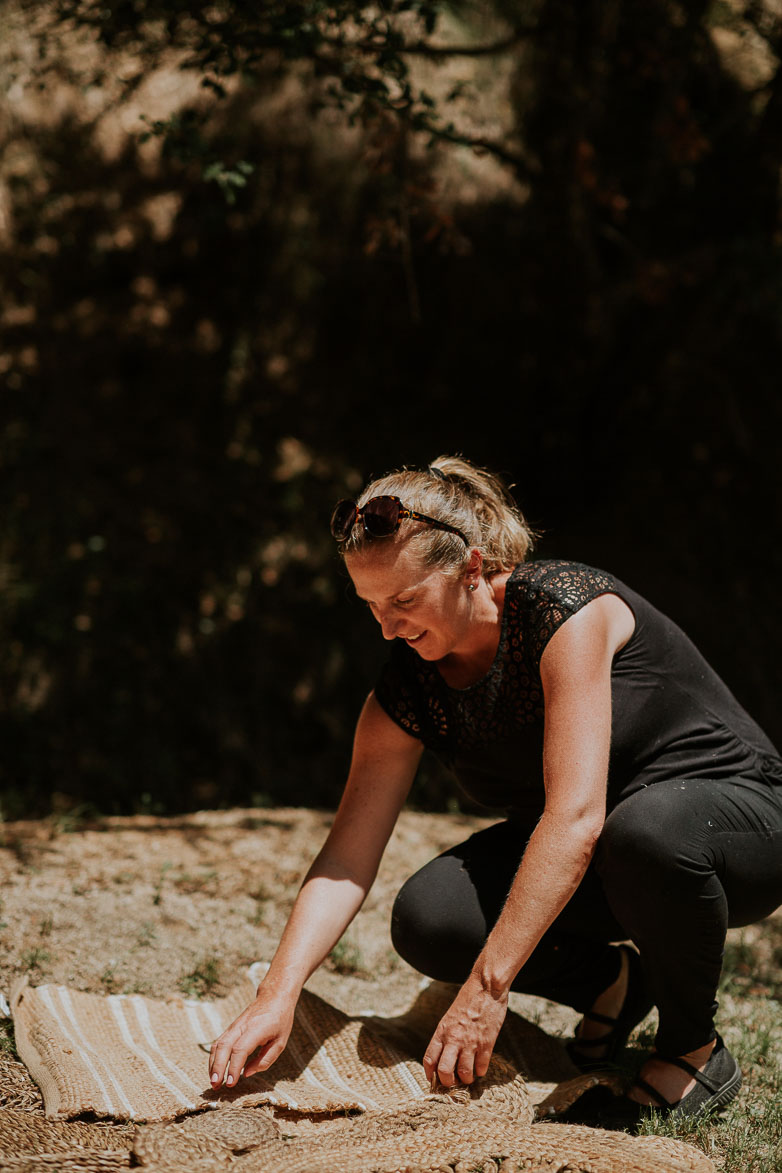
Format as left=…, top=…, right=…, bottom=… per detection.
left=375, top=560, right=782, bottom=822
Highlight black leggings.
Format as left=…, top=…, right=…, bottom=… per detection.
left=391, top=776, right=782, bottom=1055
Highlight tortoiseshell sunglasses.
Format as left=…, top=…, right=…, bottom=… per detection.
left=330, top=495, right=469, bottom=546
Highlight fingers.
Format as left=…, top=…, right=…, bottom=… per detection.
left=209, top=1030, right=247, bottom=1088
left=422, top=1036, right=442, bottom=1085
left=474, top=1041, right=493, bottom=1080
left=208, top=1016, right=281, bottom=1088
left=423, top=1036, right=477, bottom=1088
left=243, top=1036, right=285, bottom=1080
left=208, top=992, right=295, bottom=1090
left=225, top=1037, right=255, bottom=1089
left=208, top=1037, right=231, bottom=1087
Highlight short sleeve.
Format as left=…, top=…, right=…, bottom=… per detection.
left=374, top=645, right=425, bottom=740
left=520, top=562, right=617, bottom=672
left=375, top=643, right=453, bottom=748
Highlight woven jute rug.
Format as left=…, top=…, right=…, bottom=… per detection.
left=7, top=969, right=717, bottom=1173
left=11, top=966, right=433, bottom=1122
left=10, top=966, right=577, bottom=1123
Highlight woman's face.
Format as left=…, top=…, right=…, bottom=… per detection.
left=345, top=543, right=474, bottom=663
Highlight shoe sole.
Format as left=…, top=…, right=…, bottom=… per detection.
left=673, top=1063, right=742, bottom=1119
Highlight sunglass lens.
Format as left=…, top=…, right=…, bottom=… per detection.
left=330, top=499, right=358, bottom=541
left=362, top=496, right=400, bottom=536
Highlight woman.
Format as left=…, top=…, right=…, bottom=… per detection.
left=209, top=456, right=782, bottom=1126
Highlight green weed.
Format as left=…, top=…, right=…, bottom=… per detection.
left=635, top=974, right=782, bottom=1172
left=248, top=883, right=270, bottom=926
left=328, top=937, right=365, bottom=976
left=152, top=861, right=174, bottom=906
left=134, top=921, right=157, bottom=949
left=0, top=1019, right=17, bottom=1059
left=20, top=946, right=52, bottom=974
left=179, top=957, right=222, bottom=999
left=100, top=963, right=120, bottom=994
left=48, top=802, right=101, bottom=835
left=173, top=869, right=218, bottom=895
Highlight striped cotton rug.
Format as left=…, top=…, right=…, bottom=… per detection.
left=10, top=965, right=430, bottom=1122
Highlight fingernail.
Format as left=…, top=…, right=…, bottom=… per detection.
left=226, top=1075, right=234, bottom=1086
left=210, top=1074, right=219, bottom=1085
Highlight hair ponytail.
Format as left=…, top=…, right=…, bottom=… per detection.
left=338, top=455, right=536, bottom=576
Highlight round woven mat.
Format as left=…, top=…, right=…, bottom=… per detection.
left=0, top=1048, right=44, bottom=1112
left=0, top=1108, right=134, bottom=1172
left=131, top=1058, right=716, bottom=1173
left=133, top=1105, right=279, bottom=1170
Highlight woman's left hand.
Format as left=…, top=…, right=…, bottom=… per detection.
left=422, top=974, right=508, bottom=1087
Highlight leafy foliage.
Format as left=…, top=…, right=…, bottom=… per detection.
left=2, top=1, right=781, bottom=815
left=45, top=0, right=518, bottom=157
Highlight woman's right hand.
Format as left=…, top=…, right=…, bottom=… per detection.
left=207, top=695, right=421, bottom=1091
left=209, top=987, right=296, bottom=1089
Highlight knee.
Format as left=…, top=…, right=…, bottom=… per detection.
left=597, top=785, right=703, bottom=882
left=390, top=856, right=484, bottom=982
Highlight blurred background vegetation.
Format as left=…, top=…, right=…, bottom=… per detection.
left=2, top=0, right=781, bottom=818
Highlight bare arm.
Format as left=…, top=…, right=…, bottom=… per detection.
left=209, top=692, right=423, bottom=1087
left=424, top=593, right=634, bottom=1086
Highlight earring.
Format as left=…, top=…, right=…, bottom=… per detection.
left=468, top=582, right=477, bottom=592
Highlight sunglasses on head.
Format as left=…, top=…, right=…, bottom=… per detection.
left=330, top=495, right=469, bottom=546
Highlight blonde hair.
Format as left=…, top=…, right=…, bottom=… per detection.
left=338, top=455, right=536, bottom=576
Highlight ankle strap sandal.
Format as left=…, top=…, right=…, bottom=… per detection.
left=566, top=944, right=654, bottom=1072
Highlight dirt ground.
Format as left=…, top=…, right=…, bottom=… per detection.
left=2, top=805, right=779, bottom=1121
left=0, top=807, right=584, bottom=1104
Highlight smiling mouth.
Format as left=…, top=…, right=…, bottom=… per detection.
left=405, top=632, right=426, bottom=644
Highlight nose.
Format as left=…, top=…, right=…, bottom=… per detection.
left=377, top=610, right=401, bottom=641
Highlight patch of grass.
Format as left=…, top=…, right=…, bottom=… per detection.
left=720, top=924, right=782, bottom=1000
left=48, top=802, right=102, bottom=835
left=20, top=947, right=52, bottom=975
left=173, top=869, right=218, bottom=895
left=3, top=836, right=38, bottom=871
left=719, top=934, right=757, bottom=994
left=0, top=1019, right=17, bottom=1059
left=134, top=921, right=157, bottom=949
left=152, top=861, right=174, bottom=906
left=381, top=949, right=401, bottom=974
left=249, top=901, right=266, bottom=927
left=248, top=883, right=270, bottom=926
left=328, top=936, right=366, bottom=976
left=100, top=963, right=120, bottom=994
left=123, top=979, right=152, bottom=996
left=179, top=957, right=222, bottom=999
left=634, top=986, right=782, bottom=1172
left=39, top=912, right=54, bottom=937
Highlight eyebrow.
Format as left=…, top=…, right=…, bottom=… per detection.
left=351, top=567, right=432, bottom=605
left=354, top=584, right=419, bottom=605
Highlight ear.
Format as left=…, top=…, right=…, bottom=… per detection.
left=464, top=548, right=483, bottom=587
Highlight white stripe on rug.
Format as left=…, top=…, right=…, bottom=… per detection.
left=295, top=1016, right=381, bottom=1111
left=128, top=996, right=206, bottom=1098
left=107, top=996, right=196, bottom=1111
left=43, top=987, right=133, bottom=1117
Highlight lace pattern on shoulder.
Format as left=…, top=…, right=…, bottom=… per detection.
left=517, top=561, right=617, bottom=671
left=374, top=561, right=617, bottom=753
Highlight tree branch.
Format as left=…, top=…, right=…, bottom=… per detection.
left=320, top=31, right=533, bottom=59
left=398, top=32, right=535, bottom=57
left=433, top=129, right=532, bottom=177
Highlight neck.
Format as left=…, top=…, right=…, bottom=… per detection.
left=437, top=571, right=510, bottom=688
